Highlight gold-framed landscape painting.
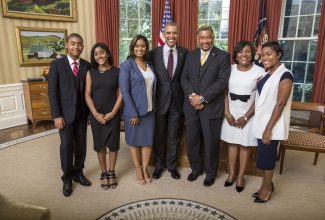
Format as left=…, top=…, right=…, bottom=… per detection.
left=1, top=0, right=76, bottom=21
left=15, top=26, right=67, bottom=67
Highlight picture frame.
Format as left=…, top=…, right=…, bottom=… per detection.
left=1, top=0, right=76, bottom=21
left=15, top=26, right=67, bottom=67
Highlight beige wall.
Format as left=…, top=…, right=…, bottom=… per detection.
left=0, top=0, right=96, bottom=85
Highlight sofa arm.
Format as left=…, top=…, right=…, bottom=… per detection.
left=0, top=194, right=51, bottom=220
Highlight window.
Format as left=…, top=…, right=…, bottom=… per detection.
left=279, top=0, right=322, bottom=102
left=119, top=0, right=151, bottom=64
left=198, top=0, right=230, bottom=51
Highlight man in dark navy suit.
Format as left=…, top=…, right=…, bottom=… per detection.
left=181, top=26, right=230, bottom=187
left=149, top=22, right=188, bottom=180
left=48, top=33, right=92, bottom=197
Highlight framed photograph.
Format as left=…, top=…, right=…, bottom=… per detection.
left=1, top=0, right=76, bottom=21
left=15, top=26, right=67, bottom=67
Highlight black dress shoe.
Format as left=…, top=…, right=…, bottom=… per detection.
left=203, top=177, right=215, bottom=187
left=63, top=182, right=72, bottom=197
left=73, top=174, right=91, bottom=186
left=187, top=170, right=203, bottom=182
left=152, top=169, right=163, bottom=179
left=169, top=169, right=180, bottom=180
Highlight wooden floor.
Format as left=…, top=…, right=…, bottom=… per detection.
left=0, top=120, right=55, bottom=144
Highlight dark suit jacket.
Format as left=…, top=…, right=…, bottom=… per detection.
left=48, top=56, right=91, bottom=124
left=181, top=46, right=231, bottom=119
left=119, top=58, right=156, bottom=118
left=149, top=45, right=188, bottom=114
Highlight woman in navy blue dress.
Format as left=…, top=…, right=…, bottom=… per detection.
left=252, top=41, right=294, bottom=203
left=119, top=35, right=156, bottom=185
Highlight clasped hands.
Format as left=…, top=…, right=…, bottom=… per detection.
left=189, top=93, right=204, bottom=110
left=226, top=115, right=247, bottom=129
left=95, top=112, right=114, bottom=124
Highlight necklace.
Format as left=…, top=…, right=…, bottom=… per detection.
left=98, top=65, right=112, bottom=73
left=135, top=60, right=147, bottom=67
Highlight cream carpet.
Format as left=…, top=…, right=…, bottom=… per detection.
left=0, top=129, right=324, bottom=220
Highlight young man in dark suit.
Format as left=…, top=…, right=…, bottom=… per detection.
left=48, top=33, right=92, bottom=197
left=181, top=26, right=231, bottom=187
left=149, top=22, right=188, bottom=180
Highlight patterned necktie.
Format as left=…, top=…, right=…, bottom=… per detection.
left=73, top=61, right=79, bottom=77
left=201, top=52, right=207, bottom=66
left=167, top=49, right=173, bottom=79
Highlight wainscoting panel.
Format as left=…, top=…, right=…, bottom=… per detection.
left=0, top=83, right=27, bottom=130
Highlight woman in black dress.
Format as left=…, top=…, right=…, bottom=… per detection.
left=85, top=43, right=122, bottom=190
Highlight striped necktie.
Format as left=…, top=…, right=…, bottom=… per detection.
left=201, top=52, right=207, bottom=66
left=72, top=61, right=78, bottom=77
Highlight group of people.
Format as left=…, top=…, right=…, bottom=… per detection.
left=48, top=22, right=294, bottom=204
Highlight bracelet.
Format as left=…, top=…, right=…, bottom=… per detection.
left=243, top=115, right=248, bottom=121
left=111, top=115, right=114, bottom=119
left=94, top=113, right=99, bottom=118
left=226, top=114, right=232, bottom=119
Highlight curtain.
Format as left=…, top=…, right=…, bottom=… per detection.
left=228, top=0, right=261, bottom=56
left=94, top=0, right=119, bottom=67
left=311, top=2, right=325, bottom=104
left=151, top=0, right=198, bottom=50
left=173, top=0, right=198, bottom=50
left=151, top=0, right=166, bottom=49
left=266, top=0, right=282, bottom=41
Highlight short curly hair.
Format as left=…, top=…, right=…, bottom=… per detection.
left=232, top=41, right=256, bottom=64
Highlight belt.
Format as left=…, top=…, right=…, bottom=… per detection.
left=229, top=93, right=250, bottom=102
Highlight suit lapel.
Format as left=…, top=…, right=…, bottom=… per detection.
left=78, top=59, right=87, bottom=89
left=63, top=57, right=75, bottom=88
left=130, top=59, right=146, bottom=81
left=157, top=46, right=170, bottom=79
left=193, top=48, right=201, bottom=76
left=173, top=46, right=185, bottom=79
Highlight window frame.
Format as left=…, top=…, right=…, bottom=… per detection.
left=278, top=0, right=321, bottom=102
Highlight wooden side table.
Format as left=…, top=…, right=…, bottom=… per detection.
left=22, top=80, right=53, bottom=128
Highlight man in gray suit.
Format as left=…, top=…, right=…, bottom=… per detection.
left=149, top=22, right=188, bottom=180
left=181, top=26, right=230, bottom=187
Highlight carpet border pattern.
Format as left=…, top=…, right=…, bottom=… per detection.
left=0, top=129, right=58, bottom=150
left=97, top=198, right=236, bottom=220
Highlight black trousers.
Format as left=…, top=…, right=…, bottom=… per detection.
left=185, top=113, right=222, bottom=178
left=59, top=110, right=87, bottom=184
left=153, top=101, right=183, bottom=170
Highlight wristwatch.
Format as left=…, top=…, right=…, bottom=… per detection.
left=200, top=96, right=205, bottom=103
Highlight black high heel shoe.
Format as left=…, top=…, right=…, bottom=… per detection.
left=254, top=195, right=271, bottom=203
left=254, top=190, right=273, bottom=203
left=236, top=178, right=245, bottom=192
left=252, top=182, right=274, bottom=198
left=224, top=174, right=237, bottom=187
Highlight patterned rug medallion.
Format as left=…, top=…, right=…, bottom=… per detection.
left=97, top=198, right=235, bottom=220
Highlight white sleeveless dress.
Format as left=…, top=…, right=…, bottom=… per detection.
left=220, top=64, right=265, bottom=146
